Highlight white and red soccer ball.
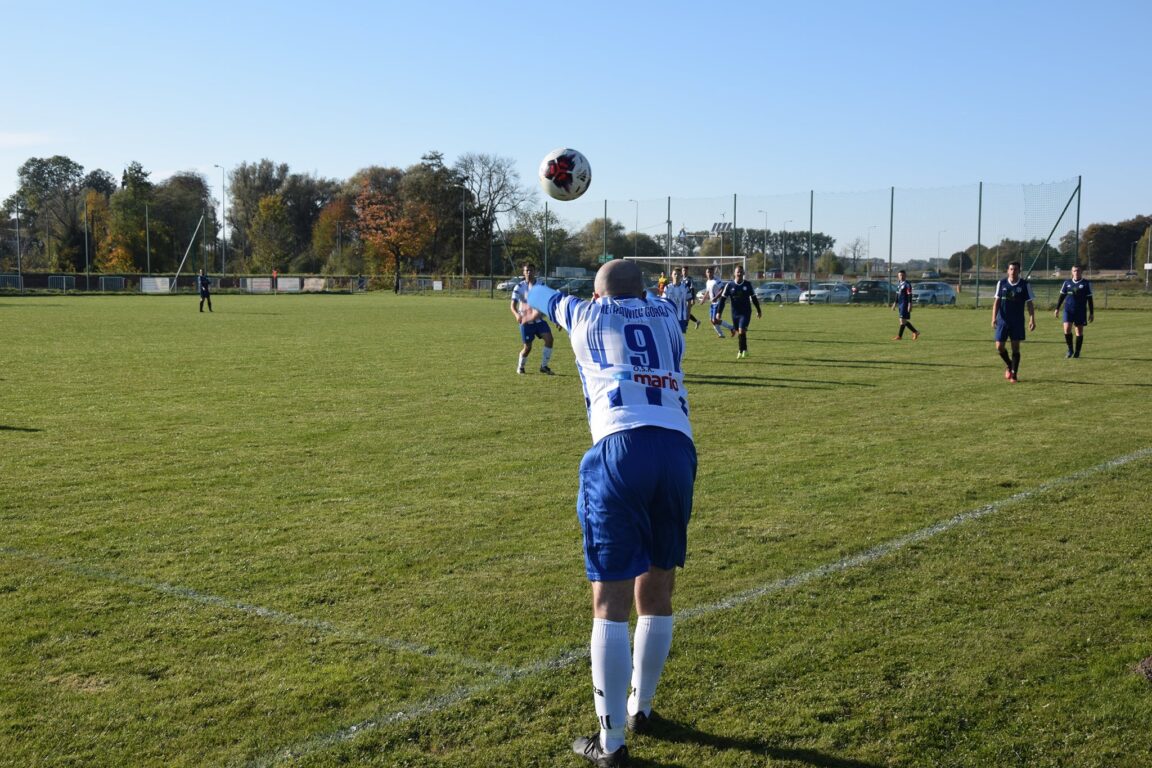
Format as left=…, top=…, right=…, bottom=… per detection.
left=538, top=147, right=591, bottom=201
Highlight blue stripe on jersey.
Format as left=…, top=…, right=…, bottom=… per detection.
left=608, top=387, right=623, bottom=408
left=646, top=387, right=662, bottom=406
left=679, top=396, right=689, bottom=416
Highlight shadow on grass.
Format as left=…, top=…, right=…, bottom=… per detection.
left=0, top=425, right=42, bottom=432
left=797, top=357, right=978, bottom=369
left=631, top=713, right=883, bottom=768
left=686, top=373, right=874, bottom=389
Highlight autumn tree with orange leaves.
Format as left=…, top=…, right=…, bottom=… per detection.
left=355, top=167, right=436, bottom=291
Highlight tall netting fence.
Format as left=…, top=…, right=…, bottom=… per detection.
left=544, top=178, right=1081, bottom=303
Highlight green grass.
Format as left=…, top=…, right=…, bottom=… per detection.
left=2, top=293, right=1151, bottom=767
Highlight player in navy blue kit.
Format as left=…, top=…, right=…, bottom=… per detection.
left=197, top=269, right=213, bottom=312
left=715, top=265, right=761, bottom=358
left=991, top=261, right=1036, bottom=383
left=891, top=270, right=920, bottom=340
left=523, top=259, right=696, bottom=768
left=1053, top=264, right=1094, bottom=358
left=510, top=262, right=555, bottom=375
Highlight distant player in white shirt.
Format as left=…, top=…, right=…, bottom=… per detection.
left=661, top=267, right=693, bottom=334
left=510, top=261, right=555, bottom=375
left=703, top=266, right=735, bottom=338
left=523, top=260, right=696, bottom=767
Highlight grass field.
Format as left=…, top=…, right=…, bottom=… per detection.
left=2, top=292, right=1151, bottom=768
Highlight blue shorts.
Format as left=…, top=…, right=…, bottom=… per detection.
left=731, top=313, right=751, bottom=330
left=897, top=306, right=912, bottom=320
left=1063, top=308, right=1088, bottom=326
left=519, top=320, right=551, bottom=343
left=577, top=427, right=697, bottom=582
left=994, top=319, right=1026, bottom=342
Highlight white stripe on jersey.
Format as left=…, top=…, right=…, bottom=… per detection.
left=536, top=290, right=692, bottom=445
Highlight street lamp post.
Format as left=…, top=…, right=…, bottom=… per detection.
left=628, top=199, right=638, bottom=259
left=214, top=164, right=226, bottom=274
left=937, top=229, right=947, bottom=274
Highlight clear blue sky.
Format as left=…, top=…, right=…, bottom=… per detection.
left=2, top=0, right=1147, bottom=257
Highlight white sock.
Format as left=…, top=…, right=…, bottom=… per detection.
left=541, top=347, right=553, bottom=367
left=590, top=618, right=630, bottom=753
left=628, top=615, right=673, bottom=717
left=517, top=353, right=527, bottom=371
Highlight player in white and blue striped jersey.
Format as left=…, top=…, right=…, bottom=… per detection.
left=524, top=259, right=696, bottom=767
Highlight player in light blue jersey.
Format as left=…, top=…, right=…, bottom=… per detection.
left=510, top=261, right=555, bottom=375
left=991, top=261, right=1036, bottom=383
left=661, top=266, right=693, bottom=334
left=524, top=259, right=696, bottom=768
left=1053, top=264, right=1094, bottom=358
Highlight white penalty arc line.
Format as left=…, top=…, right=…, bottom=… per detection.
left=247, top=446, right=1152, bottom=767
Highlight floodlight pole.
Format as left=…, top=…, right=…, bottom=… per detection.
left=214, top=165, right=227, bottom=275
left=937, top=229, right=947, bottom=274
left=14, top=199, right=21, bottom=289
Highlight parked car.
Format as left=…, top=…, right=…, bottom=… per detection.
left=911, top=281, right=957, bottom=305
left=921, top=270, right=941, bottom=279
left=496, top=278, right=520, bottom=291
left=798, top=282, right=852, bottom=304
left=559, top=278, right=595, bottom=298
left=850, top=279, right=897, bottom=304
left=754, top=281, right=802, bottom=303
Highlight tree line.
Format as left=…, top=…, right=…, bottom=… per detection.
left=2, top=152, right=1148, bottom=279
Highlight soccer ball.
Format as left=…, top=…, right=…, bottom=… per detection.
left=538, top=148, right=591, bottom=201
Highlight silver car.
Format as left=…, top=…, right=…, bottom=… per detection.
left=754, top=281, right=802, bottom=303
left=911, top=281, right=957, bottom=305
left=798, top=282, right=852, bottom=304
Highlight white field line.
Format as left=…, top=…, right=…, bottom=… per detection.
left=0, top=547, right=511, bottom=677
left=246, top=446, right=1152, bottom=767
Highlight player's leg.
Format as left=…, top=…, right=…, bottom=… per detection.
left=518, top=335, right=532, bottom=375
left=628, top=429, right=694, bottom=729
left=995, top=339, right=1013, bottom=379
left=1010, top=338, right=1022, bottom=381
left=904, top=312, right=919, bottom=339
left=1063, top=319, right=1074, bottom=357
left=585, top=578, right=634, bottom=757
left=539, top=327, right=555, bottom=373
left=629, top=568, right=675, bottom=728
left=733, top=315, right=749, bottom=356
left=1074, top=321, right=1084, bottom=357
left=708, top=304, right=725, bottom=337
left=576, top=433, right=655, bottom=762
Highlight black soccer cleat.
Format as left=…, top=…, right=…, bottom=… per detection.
left=539, top=366, right=554, bottom=375
left=626, top=710, right=658, bottom=734
left=572, top=735, right=629, bottom=767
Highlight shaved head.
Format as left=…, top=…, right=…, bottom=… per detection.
left=594, top=259, right=645, bottom=298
